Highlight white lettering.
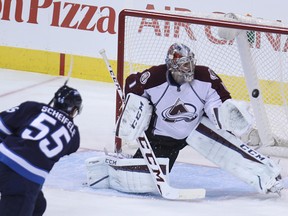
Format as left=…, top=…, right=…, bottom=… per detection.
left=41, top=106, right=76, bottom=136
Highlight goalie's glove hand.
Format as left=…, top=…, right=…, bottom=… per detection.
left=218, top=99, right=254, bottom=137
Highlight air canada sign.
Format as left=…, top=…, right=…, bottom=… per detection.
left=0, top=0, right=117, bottom=34
left=1, top=0, right=287, bottom=53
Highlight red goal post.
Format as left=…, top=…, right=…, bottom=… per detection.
left=116, top=9, right=288, bottom=156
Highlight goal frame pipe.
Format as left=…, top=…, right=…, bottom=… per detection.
left=236, top=31, right=274, bottom=147
left=116, top=9, right=288, bottom=150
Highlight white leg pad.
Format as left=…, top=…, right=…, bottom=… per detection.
left=186, top=117, right=282, bottom=194
left=85, top=155, right=169, bottom=194
left=115, top=93, right=153, bottom=141
left=85, top=156, right=109, bottom=189
left=108, top=157, right=169, bottom=193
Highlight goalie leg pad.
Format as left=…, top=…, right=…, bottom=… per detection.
left=115, top=93, right=153, bottom=141
left=85, top=155, right=169, bottom=194
left=108, top=157, right=169, bottom=194
left=186, top=117, right=283, bottom=194
left=85, top=156, right=109, bottom=189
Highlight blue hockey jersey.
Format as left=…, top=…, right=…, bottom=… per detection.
left=0, top=101, right=80, bottom=185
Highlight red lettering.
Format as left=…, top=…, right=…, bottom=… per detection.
left=1, top=0, right=12, bottom=20
left=1, top=0, right=23, bottom=22
left=138, top=18, right=162, bottom=36
left=266, top=33, right=281, bottom=51
left=140, top=4, right=196, bottom=40
left=51, top=1, right=61, bottom=27
left=0, top=0, right=287, bottom=53
left=252, top=31, right=285, bottom=52
left=78, top=5, right=97, bottom=31
left=97, top=6, right=116, bottom=34
left=139, top=4, right=161, bottom=36
left=146, top=4, right=154, bottom=10
left=174, top=7, right=196, bottom=40
left=28, top=0, right=52, bottom=24
left=164, top=6, right=170, bottom=37
left=283, top=37, right=288, bottom=52
left=205, top=26, right=227, bottom=45
left=255, top=31, right=261, bottom=48
left=174, top=21, right=196, bottom=40
left=61, top=3, right=79, bottom=29
left=14, top=0, right=23, bottom=22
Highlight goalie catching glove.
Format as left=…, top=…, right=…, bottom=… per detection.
left=115, top=93, right=152, bottom=141
left=212, top=99, right=261, bottom=146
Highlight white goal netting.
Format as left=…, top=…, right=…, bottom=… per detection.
left=116, top=9, right=288, bottom=157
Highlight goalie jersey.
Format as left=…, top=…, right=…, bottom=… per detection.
left=0, top=101, right=80, bottom=185
left=125, top=64, right=231, bottom=139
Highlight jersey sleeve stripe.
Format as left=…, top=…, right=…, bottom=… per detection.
left=0, top=143, right=49, bottom=184
left=0, top=118, right=12, bottom=135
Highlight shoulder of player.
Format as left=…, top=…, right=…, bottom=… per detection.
left=18, top=101, right=43, bottom=110
left=140, top=64, right=167, bottom=86
left=126, top=64, right=167, bottom=90
left=194, top=65, right=221, bottom=82
left=20, top=101, right=72, bottom=118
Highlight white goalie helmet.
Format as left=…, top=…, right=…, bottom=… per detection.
left=165, top=43, right=196, bottom=85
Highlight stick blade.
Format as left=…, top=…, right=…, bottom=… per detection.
left=162, top=187, right=206, bottom=200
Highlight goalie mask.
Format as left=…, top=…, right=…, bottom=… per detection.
left=165, top=43, right=196, bottom=85
left=52, top=85, right=83, bottom=117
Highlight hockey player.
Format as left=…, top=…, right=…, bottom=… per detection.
left=0, top=85, right=82, bottom=216
left=86, top=43, right=283, bottom=196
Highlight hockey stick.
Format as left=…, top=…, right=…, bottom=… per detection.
left=48, top=55, right=74, bottom=105
left=99, top=49, right=125, bottom=103
left=64, top=54, right=74, bottom=86
left=99, top=49, right=125, bottom=153
left=99, top=49, right=206, bottom=200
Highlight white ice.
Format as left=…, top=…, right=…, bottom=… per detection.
left=0, top=69, right=287, bottom=216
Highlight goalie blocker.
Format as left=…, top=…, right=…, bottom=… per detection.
left=115, top=93, right=153, bottom=141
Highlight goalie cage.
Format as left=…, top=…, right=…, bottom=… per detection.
left=115, top=9, right=288, bottom=159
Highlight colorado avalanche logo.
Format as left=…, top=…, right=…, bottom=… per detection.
left=208, top=68, right=218, bottom=80
left=140, top=71, right=150, bottom=84
left=162, top=99, right=198, bottom=122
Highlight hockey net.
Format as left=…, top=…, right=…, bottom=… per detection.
left=116, top=9, right=288, bottom=158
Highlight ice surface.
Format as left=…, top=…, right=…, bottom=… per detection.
left=0, top=69, right=287, bottom=216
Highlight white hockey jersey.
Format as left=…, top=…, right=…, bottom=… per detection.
left=124, top=64, right=231, bottom=139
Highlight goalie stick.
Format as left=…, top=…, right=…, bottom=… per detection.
left=99, top=49, right=206, bottom=200
left=48, top=54, right=74, bottom=105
